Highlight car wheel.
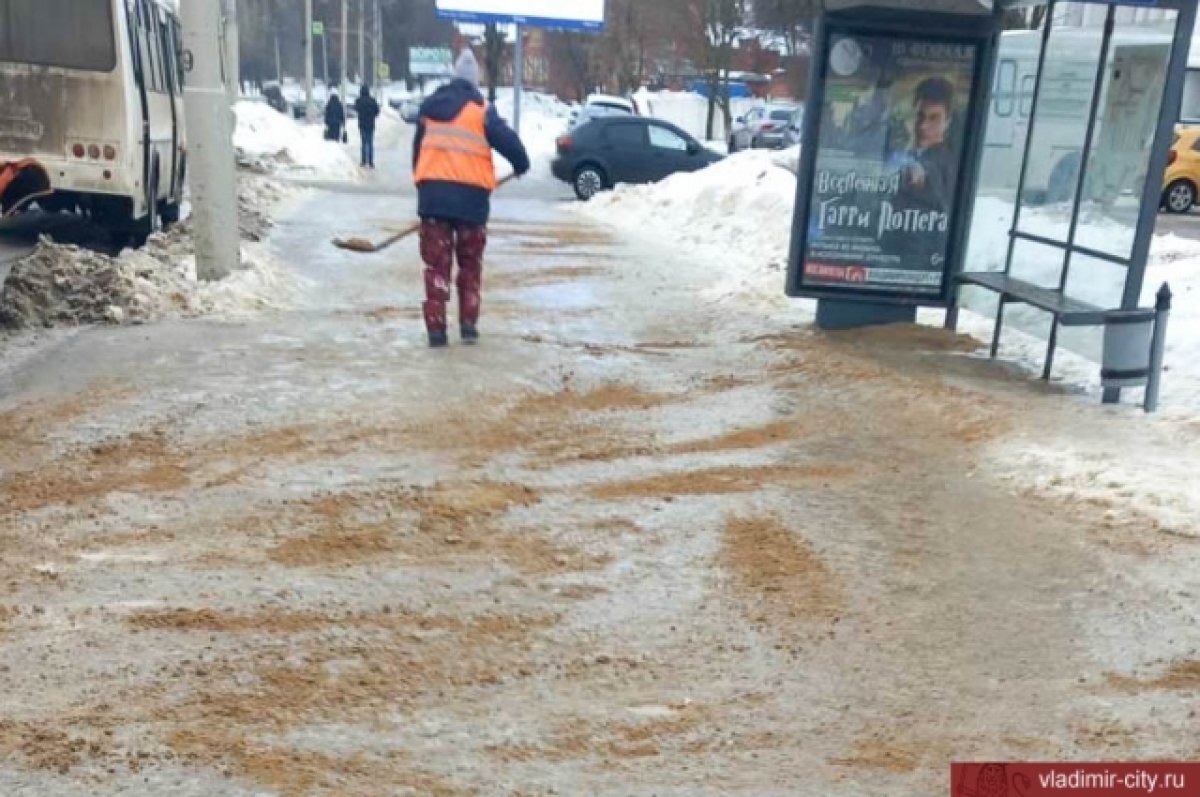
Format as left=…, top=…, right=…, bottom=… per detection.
left=573, top=165, right=606, bottom=202
left=1163, top=179, right=1196, bottom=214
left=728, top=137, right=738, bottom=153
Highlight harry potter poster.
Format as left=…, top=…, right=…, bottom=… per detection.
left=801, top=33, right=979, bottom=295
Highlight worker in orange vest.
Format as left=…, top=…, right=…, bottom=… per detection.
left=413, top=49, right=530, bottom=347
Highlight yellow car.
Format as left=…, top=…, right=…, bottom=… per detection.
left=1162, top=126, right=1200, bottom=213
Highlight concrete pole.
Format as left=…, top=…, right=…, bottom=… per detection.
left=222, top=0, right=239, bottom=103
left=275, top=34, right=282, bottom=83
left=322, top=30, right=329, bottom=88
left=374, top=0, right=382, bottom=87
left=181, top=0, right=240, bottom=280
left=358, top=0, right=366, bottom=84
left=305, top=0, right=316, bottom=122
left=341, top=0, right=349, bottom=101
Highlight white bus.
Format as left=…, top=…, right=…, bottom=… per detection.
left=978, top=26, right=1172, bottom=206
left=0, top=0, right=187, bottom=244
left=1178, top=37, right=1200, bottom=123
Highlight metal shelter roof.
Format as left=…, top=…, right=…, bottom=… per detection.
left=824, top=0, right=1197, bottom=13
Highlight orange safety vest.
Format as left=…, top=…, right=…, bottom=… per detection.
left=414, top=103, right=497, bottom=191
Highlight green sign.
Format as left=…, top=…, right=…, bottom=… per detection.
left=410, top=47, right=453, bottom=78
left=377, top=63, right=391, bottom=80
left=311, top=21, right=325, bottom=36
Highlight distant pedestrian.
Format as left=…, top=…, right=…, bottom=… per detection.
left=324, top=91, right=346, bottom=142
left=355, top=85, right=381, bottom=168
left=412, top=49, right=529, bottom=347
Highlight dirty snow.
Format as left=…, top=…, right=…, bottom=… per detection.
left=234, top=100, right=360, bottom=181
left=0, top=176, right=304, bottom=328
left=580, top=148, right=800, bottom=303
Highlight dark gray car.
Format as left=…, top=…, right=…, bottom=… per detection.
left=552, top=117, right=724, bottom=200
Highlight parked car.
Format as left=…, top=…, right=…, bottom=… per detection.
left=570, top=94, right=638, bottom=130
left=552, top=117, right=723, bottom=201
left=584, top=93, right=637, bottom=116
left=729, top=104, right=799, bottom=152
left=262, top=83, right=290, bottom=115
left=398, top=99, right=422, bottom=124
left=1162, top=125, right=1200, bottom=213
left=781, top=105, right=805, bottom=149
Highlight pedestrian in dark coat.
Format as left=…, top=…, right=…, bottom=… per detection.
left=324, top=92, right=345, bottom=142
left=412, top=49, right=529, bottom=347
left=355, top=85, right=381, bottom=168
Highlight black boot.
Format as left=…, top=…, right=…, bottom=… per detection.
left=428, top=330, right=449, bottom=348
left=460, top=324, right=479, bottom=345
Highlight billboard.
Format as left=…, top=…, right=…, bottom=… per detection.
left=791, top=30, right=981, bottom=302
left=410, top=47, right=454, bottom=77
left=435, top=0, right=605, bottom=31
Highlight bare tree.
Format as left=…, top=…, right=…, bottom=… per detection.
left=600, top=0, right=667, bottom=94
left=547, top=31, right=602, bottom=101
left=752, top=0, right=817, bottom=57
left=694, top=0, right=749, bottom=140
left=484, top=23, right=503, bottom=102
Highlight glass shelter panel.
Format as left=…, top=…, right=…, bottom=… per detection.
left=1008, top=237, right=1066, bottom=289
left=1073, top=15, right=1178, bottom=261
left=962, top=12, right=1049, bottom=274
left=1014, top=2, right=1106, bottom=244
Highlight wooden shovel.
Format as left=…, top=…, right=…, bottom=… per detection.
left=332, top=173, right=518, bottom=254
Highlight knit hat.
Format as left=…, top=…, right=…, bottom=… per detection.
left=454, top=49, right=480, bottom=87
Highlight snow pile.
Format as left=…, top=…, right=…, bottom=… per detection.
left=581, top=148, right=798, bottom=299
left=233, top=101, right=359, bottom=181
left=0, top=176, right=303, bottom=329
left=0, top=239, right=296, bottom=327
left=989, top=431, right=1200, bottom=538
left=493, top=90, right=573, bottom=173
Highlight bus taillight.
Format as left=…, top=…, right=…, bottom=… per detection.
left=72, top=144, right=86, bottom=159
left=87, top=145, right=100, bottom=160
left=103, top=146, right=117, bottom=161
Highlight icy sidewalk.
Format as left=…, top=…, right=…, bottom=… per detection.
left=0, top=181, right=1197, bottom=796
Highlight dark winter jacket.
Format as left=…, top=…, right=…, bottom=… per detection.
left=324, top=96, right=345, bottom=137
left=355, top=90, right=381, bottom=133
left=412, top=79, right=530, bottom=226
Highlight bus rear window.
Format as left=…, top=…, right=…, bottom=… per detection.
left=0, top=0, right=116, bottom=72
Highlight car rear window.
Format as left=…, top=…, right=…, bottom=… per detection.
left=604, top=122, right=645, bottom=148
left=770, top=110, right=793, bottom=121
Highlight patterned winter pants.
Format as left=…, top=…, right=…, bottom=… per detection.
left=419, top=219, right=488, bottom=334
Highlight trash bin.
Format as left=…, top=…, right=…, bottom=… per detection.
left=1100, top=311, right=1155, bottom=390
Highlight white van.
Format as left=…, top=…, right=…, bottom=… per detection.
left=0, top=0, right=187, bottom=243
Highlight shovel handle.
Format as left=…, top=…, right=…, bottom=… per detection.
left=371, top=172, right=520, bottom=253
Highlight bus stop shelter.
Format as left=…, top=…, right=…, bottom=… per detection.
left=786, top=0, right=1197, bottom=408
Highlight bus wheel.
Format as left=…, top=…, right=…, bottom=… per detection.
left=1046, top=153, right=1081, bottom=205
left=159, top=201, right=181, bottom=228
